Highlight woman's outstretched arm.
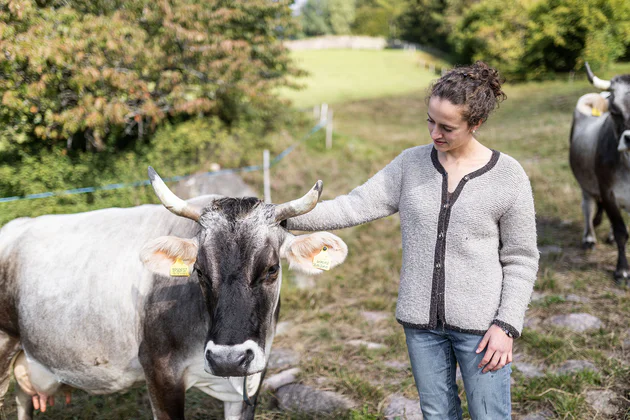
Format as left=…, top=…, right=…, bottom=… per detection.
left=286, top=150, right=407, bottom=232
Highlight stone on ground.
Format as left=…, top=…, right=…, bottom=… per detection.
left=544, top=313, right=602, bottom=332
left=530, top=291, right=546, bottom=302
left=263, top=368, right=300, bottom=391
left=538, top=245, right=562, bottom=256
left=556, top=359, right=599, bottom=374
left=514, top=362, right=544, bottom=378
left=361, top=311, right=391, bottom=323
left=521, top=409, right=554, bottom=419
left=275, top=384, right=356, bottom=414
left=564, top=294, right=591, bottom=303
left=347, top=340, right=387, bottom=350
left=267, top=348, right=300, bottom=370
left=585, top=390, right=618, bottom=416
left=384, top=360, right=409, bottom=371
left=275, top=321, right=293, bottom=337
left=384, top=394, right=422, bottom=419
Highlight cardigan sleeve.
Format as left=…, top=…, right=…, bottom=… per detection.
left=493, top=176, right=539, bottom=338
left=286, top=150, right=406, bottom=231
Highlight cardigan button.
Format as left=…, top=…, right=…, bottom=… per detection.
left=443, top=203, right=449, bottom=209
left=438, top=232, right=444, bottom=239
left=435, top=262, right=441, bottom=269
left=464, top=175, right=470, bottom=181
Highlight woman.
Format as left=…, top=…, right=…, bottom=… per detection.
left=287, top=61, right=538, bottom=419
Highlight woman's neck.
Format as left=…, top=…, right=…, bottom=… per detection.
left=439, top=137, right=486, bottom=163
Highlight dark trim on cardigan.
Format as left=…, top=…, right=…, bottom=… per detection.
left=427, top=147, right=501, bottom=329
left=492, top=319, right=521, bottom=339
left=397, top=318, right=487, bottom=336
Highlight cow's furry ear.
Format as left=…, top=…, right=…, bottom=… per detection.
left=281, top=232, right=348, bottom=275
left=140, top=236, right=198, bottom=277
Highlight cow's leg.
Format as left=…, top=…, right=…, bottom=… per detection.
left=0, top=332, right=20, bottom=419
left=600, top=192, right=630, bottom=283
left=15, top=386, right=33, bottom=420
left=139, top=349, right=186, bottom=420
left=581, top=191, right=599, bottom=249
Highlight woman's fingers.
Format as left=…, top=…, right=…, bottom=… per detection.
left=476, top=332, right=490, bottom=354
left=482, top=349, right=502, bottom=373
left=478, top=347, right=495, bottom=369
left=492, top=352, right=508, bottom=371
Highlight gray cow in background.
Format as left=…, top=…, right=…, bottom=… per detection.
left=570, top=63, right=630, bottom=283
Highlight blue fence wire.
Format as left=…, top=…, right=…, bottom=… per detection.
left=0, top=120, right=327, bottom=204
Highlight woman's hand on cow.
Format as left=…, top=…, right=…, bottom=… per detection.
left=476, top=324, right=513, bottom=373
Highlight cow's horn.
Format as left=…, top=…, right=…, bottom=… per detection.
left=275, top=180, right=323, bottom=222
left=585, top=62, right=611, bottom=90
left=148, top=166, right=201, bottom=222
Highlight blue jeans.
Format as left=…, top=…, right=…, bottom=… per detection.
left=404, top=327, right=512, bottom=419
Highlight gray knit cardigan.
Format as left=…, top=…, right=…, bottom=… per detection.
left=287, top=144, right=539, bottom=338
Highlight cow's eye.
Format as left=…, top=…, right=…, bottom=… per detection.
left=268, top=264, right=279, bottom=275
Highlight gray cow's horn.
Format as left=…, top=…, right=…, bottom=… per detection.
left=148, top=166, right=202, bottom=222
left=275, top=180, right=323, bottom=222
left=585, top=62, right=611, bottom=91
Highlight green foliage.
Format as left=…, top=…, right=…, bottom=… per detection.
left=397, top=0, right=448, bottom=50
left=328, top=0, right=356, bottom=35
left=397, top=0, right=630, bottom=79
left=0, top=0, right=300, bottom=154
left=523, top=0, right=630, bottom=78
left=352, top=0, right=390, bottom=37
left=449, top=0, right=528, bottom=76
left=301, top=0, right=357, bottom=36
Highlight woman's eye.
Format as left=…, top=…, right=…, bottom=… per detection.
left=444, top=127, right=452, bottom=133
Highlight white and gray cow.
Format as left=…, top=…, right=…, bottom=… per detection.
left=0, top=167, right=348, bottom=419
left=570, top=63, right=630, bottom=282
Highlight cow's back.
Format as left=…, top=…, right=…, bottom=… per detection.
left=0, top=196, right=216, bottom=392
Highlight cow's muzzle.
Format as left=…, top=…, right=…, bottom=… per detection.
left=618, top=130, right=630, bottom=152
left=204, top=340, right=266, bottom=377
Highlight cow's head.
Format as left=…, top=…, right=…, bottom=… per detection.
left=140, top=167, right=347, bottom=377
left=586, top=62, right=630, bottom=151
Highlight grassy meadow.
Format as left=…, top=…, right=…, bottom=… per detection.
left=2, top=52, right=630, bottom=419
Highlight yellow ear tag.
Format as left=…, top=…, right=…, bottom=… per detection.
left=170, top=258, right=190, bottom=277
left=592, top=107, right=602, bottom=117
left=312, top=246, right=331, bottom=271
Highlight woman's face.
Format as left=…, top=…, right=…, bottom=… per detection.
left=427, top=96, right=478, bottom=152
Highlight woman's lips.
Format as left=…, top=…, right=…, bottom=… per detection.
left=433, top=139, right=446, bottom=145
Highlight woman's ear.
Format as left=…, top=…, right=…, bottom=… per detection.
left=470, top=120, right=483, bottom=133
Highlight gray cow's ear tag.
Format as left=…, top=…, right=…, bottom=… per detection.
left=312, top=246, right=331, bottom=271
left=170, top=258, right=190, bottom=277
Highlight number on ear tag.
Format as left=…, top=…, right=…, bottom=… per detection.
left=170, top=258, right=190, bottom=277
left=312, top=246, right=331, bottom=271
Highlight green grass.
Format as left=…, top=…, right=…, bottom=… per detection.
left=280, top=49, right=439, bottom=108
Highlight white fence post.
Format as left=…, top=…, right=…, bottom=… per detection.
left=263, top=149, right=271, bottom=204
left=319, top=103, right=328, bottom=125
left=326, top=109, right=333, bottom=150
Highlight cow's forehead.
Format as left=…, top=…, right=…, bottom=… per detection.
left=612, top=75, right=630, bottom=109
left=196, top=197, right=282, bottom=247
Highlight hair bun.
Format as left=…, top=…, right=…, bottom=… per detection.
left=471, top=61, right=505, bottom=100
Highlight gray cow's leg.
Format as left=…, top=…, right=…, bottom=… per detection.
left=15, top=387, right=33, bottom=420
left=581, top=191, right=599, bottom=249
left=600, top=189, right=630, bottom=283
left=0, top=332, right=20, bottom=419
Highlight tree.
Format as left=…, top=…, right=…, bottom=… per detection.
left=0, top=0, right=301, bottom=155
left=301, top=0, right=332, bottom=36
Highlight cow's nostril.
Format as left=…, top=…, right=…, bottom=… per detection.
left=205, top=350, right=213, bottom=363
left=238, top=349, right=254, bottom=367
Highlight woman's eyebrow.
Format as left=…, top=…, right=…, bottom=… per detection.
left=427, top=113, right=456, bottom=129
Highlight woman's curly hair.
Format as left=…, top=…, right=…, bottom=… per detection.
left=428, top=61, right=506, bottom=127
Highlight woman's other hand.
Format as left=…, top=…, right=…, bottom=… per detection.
left=476, top=324, right=513, bottom=373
